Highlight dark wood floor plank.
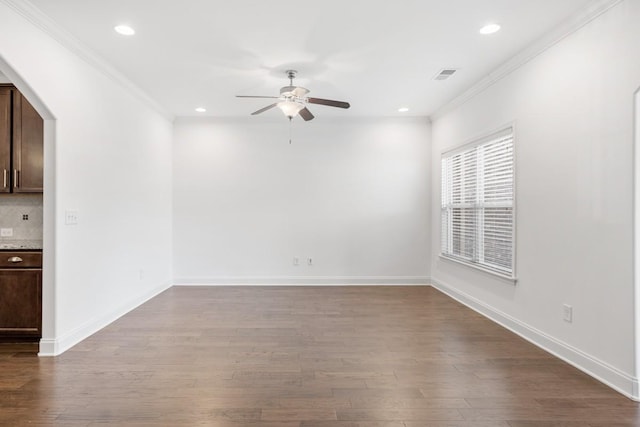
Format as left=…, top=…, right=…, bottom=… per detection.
left=0, top=286, right=637, bottom=425
left=405, top=423, right=510, bottom=427
left=336, top=407, right=464, bottom=421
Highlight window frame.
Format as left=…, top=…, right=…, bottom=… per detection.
left=439, top=125, right=517, bottom=282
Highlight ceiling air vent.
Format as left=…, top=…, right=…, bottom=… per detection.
left=433, top=69, right=457, bottom=81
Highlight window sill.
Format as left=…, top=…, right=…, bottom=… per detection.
left=438, top=255, right=518, bottom=285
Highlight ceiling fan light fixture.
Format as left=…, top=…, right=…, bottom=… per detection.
left=277, top=101, right=305, bottom=118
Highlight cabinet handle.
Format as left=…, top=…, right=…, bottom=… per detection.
left=2, top=169, right=5, bottom=189
left=8, top=256, right=23, bottom=263
left=13, top=169, right=18, bottom=188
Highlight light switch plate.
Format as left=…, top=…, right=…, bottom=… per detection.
left=0, top=228, right=13, bottom=237
left=65, top=210, right=79, bottom=225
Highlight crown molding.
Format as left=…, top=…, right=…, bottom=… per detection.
left=1, top=0, right=174, bottom=121
left=430, top=0, right=623, bottom=121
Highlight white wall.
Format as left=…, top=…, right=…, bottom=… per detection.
left=0, top=2, right=173, bottom=354
left=173, top=117, right=430, bottom=284
left=430, top=0, right=640, bottom=398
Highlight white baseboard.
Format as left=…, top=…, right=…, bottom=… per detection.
left=430, top=278, right=640, bottom=401
left=37, top=338, right=57, bottom=356
left=38, top=281, right=172, bottom=356
left=173, top=276, right=431, bottom=286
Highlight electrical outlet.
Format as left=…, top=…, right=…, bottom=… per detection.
left=293, top=257, right=299, bottom=266
left=307, top=257, right=313, bottom=266
left=563, top=304, right=573, bottom=323
left=65, top=210, right=79, bottom=225
left=0, top=228, right=13, bottom=237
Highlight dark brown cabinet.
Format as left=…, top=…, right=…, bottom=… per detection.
left=0, top=87, right=10, bottom=193
left=0, top=251, right=42, bottom=340
left=0, top=85, right=43, bottom=193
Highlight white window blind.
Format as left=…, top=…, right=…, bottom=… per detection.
left=441, top=128, right=514, bottom=276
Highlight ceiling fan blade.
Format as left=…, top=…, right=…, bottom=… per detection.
left=307, top=98, right=350, bottom=109
left=251, top=103, right=278, bottom=115
left=236, top=95, right=280, bottom=99
left=298, top=107, right=314, bottom=121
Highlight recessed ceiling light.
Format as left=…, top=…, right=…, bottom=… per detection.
left=195, top=107, right=207, bottom=113
left=398, top=107, right=410, bottom=113
left=479, top=23, right=501, bottom=35
left=114, top=25, right=135, bottom=36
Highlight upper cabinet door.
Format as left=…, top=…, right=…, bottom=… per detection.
left=0, top=88, right=10, bottom=193
left=12, top=90, right=43, bottom=193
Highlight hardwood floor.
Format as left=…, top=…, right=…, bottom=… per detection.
left=1, top=286, right=638, bottom=426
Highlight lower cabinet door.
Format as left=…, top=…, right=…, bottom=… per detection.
left=0, top=270, right=42, bottom=338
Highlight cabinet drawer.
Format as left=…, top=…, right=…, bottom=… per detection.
left=0, top=252, right=42, bottom=268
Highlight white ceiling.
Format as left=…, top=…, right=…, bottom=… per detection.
left=27, top=0, right=594, bottom=118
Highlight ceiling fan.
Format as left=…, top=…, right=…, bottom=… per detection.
left=236, top=70, right=350, bottom=121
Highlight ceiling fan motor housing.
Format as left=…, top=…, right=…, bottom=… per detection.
left=280, top=86, right=296, bottom=96
left=280, top=86, right=309, bottom=98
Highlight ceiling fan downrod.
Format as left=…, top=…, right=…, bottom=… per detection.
left=286, top=69, right=297, bottom=86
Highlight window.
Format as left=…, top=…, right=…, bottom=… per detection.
left=441, top=127, right=514, bottom=277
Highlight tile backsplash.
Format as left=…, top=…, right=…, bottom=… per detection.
left=0, top=194, right=43, bottom=241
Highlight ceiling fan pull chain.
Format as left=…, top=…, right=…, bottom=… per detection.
left=289, top=116, right=292, bottom=144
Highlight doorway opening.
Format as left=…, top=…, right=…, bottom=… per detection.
left=0, top=56, right=56, bottom=355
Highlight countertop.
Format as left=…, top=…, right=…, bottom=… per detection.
left=0, top=240, right=43, bottom=250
